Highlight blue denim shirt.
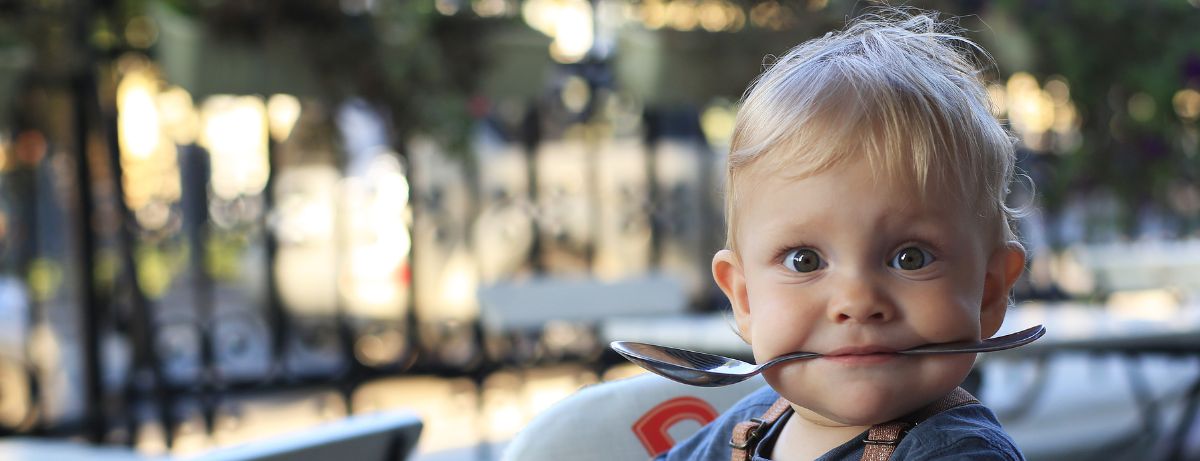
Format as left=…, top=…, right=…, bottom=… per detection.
left=656, top=385, right=1025, bottom=461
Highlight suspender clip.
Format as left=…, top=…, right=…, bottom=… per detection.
left=728, top=418, right=768, bottom=450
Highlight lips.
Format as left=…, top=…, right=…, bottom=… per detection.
left=821, top=345, right=901, bottom=365
left=824, top=345, right=899, bottom=356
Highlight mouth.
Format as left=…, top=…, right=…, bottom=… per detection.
left=825, top=345, right=898, bottom=356
left=822, top=345, right=901, bottom=365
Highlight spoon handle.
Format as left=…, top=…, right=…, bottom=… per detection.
left=898, top=325, right=1046, bottom=355
left=759, top=351, right=822, bottom=369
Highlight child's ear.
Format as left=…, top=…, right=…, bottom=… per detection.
left=980, top=241, right=1026, bottom=338
left=712, top=249, right=752, bottom=344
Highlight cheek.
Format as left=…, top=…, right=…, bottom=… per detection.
left=955, top=272, right=988, bottom=308
left=909, top=278, right=986, bottom=337
left=747, top=309, right=795, bottom=362
left=949, top=252, right=991, bottom=302
left=746, top=298, right=819, bottom=361
left=911, top=306, right=981, bottom=341
left=937, top=354, right=977, bottom=377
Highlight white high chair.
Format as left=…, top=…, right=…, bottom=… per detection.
left=502, top=373, right=766, bottom=460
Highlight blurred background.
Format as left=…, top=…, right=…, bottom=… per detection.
left=1, top=0, right=1199, bottom=460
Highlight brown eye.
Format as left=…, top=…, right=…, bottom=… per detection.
left=890, top=247, right=932, bottom=270
left=784, top=249, right=822, bottom=273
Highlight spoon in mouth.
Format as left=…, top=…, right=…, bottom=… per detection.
left=610, top=324, right=1046, bottom=387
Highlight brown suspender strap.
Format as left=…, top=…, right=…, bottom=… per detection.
left=860, top=387, right=979, bottom=461
left=729, top=397, right=791, bottom=461
left=729, top=387, right=979, bottom=461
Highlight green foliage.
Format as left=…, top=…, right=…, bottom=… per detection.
left=371, top=3, right=481, bottom=158
left=990, top=0, right=1200, bottom=224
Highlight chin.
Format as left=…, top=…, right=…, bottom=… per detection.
left=765, top=378, right=902, bottom=426
left=808, top=384, right=920, bottom=426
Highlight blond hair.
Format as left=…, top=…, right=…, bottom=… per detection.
left=724, top=9, right=1020, bottom=251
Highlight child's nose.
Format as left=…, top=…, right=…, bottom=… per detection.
left=827, top=275, right=897, bottom=324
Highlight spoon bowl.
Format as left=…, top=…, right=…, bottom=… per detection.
left=611, top=324, right=1046, bottom=387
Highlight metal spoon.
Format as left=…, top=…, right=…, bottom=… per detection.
left=610, top=324, right=1046, bottom=387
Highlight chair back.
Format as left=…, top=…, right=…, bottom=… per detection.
left=503, top=373, right=765, bottom=460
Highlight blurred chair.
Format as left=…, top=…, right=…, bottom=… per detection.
left=502, top=373, right=765, bottom=461
left=0, top=411, right=422, bottom=461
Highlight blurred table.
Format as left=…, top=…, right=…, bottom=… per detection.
left=992, top=301, right=1200, bottom=356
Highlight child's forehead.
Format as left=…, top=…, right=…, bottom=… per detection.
left=737, top=150, right=991, bottom=222
left=735, top=156, right=996, bottom=238
left=740, top=152, right=934, bottom=203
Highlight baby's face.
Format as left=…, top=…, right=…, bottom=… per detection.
left=714, top=156, right=1022, bottom=427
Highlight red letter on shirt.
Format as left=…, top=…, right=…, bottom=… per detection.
left=632, top=396, right=719, bottom=456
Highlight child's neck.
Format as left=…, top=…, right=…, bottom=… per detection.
left=770, top=405, right=870, bottom=461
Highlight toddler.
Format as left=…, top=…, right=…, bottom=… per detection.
left=658, top=8, right=1028, bottom=461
